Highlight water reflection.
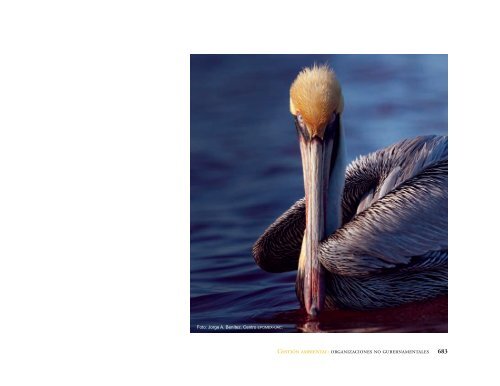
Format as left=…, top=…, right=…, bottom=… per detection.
left=256, top=296, right=448, bottom=333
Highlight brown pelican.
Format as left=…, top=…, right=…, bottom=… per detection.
left=253, top=64, right=447, bottom=316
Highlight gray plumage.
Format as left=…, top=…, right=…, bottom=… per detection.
left=253, top=135, right=448, bottom=310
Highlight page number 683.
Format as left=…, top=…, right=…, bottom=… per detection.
left=438, top=349, right=448, bottom=354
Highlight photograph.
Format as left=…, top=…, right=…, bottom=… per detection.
left=190, top=54, right=448, bottom=332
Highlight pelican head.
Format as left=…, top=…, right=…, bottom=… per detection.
left=290, top=64, right=345, bottom=316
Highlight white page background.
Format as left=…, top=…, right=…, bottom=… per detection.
left=0, top=1, right=497, bottom=385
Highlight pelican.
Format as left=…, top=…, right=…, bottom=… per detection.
left=253, top=64, right=447, bottom=316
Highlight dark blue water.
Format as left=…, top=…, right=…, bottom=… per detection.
left=190, top=54, right=448, bottom=332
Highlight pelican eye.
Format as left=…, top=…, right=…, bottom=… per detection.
left=294, top=112, right=310, bottom=140
left=296, top=113, right=305, bottom=129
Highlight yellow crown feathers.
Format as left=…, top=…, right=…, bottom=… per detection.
left=290, top=64, right=343, bottom=138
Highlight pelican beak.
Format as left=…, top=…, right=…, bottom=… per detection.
left=296, top=117, right=338, bottom=316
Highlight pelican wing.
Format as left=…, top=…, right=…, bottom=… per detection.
left=319, top=159, right=448, bottom=277
left=252, top=198, right=305, bottom=272
left=342, top=135, right=448, bottom=223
